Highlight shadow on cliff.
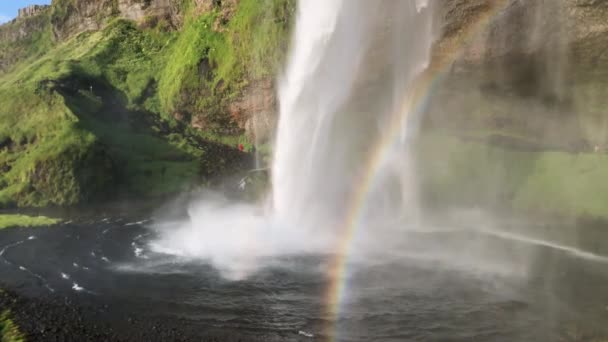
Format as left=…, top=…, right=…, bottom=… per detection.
left=45, top=73, right=254, bottom=201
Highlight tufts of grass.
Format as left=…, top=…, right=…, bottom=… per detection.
left=158, top=0, right=295, bottom=124
left=0, top=310, right=24, bottom=342
left=0, top=214, right=60, bottom=230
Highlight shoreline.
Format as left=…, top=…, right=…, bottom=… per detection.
left=0, top=287, right=255, bottom=341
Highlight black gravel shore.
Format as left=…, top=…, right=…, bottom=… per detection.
left=0, top=288, right=252, bottom=342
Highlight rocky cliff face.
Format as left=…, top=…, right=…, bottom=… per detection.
left=427, top=0, right=608, bottom=150
left=0, top=7, right=51, bottom=74
left=51, top=0, right=178, bottom=40
left=0, top=7, right=50, bottom=43
left=51, top=0, right=242, bottom=40
left=18, top=5, right=50, bottom=19
left=417, top=0, right=608, bottom=219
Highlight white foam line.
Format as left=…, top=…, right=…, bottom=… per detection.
left=298, top=331, right=314, bottom=338
left=71, top=283, right=96, bottom=295
left=134, top=233, right=151, bottom=241
left=480, top=229, right=608, bottom=264
left=17, top=265, right=55, bottom=292
left=0, top=240, right=26, bottom=257
left=125, top=219, right=150, bottom=226
left=0, top=238, right=55, bottom=293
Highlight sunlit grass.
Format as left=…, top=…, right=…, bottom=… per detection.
left=0, top=214, right=60, bottom=230
left=0, top=0, right=294, bottom=208
left=0, top=310, right=25, bottom=342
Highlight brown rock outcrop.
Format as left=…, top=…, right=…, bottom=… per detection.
left=51, top=0, right=179, bottom=40
left=18, top=5, right=50, bottom=19
left=425, top=0, right=608, bottom=150
left=229, top=79, right=277, bottom=143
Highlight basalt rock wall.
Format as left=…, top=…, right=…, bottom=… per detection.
left=429, top=0, right=608, bottom=150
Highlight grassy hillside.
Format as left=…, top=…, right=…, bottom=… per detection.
left=158, top=0, right=294, bottom=130
left=0, top=0, right=294, bottom=208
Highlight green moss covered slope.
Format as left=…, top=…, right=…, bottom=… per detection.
left=0, top=0, right=294, bottom=208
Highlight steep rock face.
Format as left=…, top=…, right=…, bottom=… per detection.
left=0, top=9, right=50, bottom=43
left=0, top=9, right=52, bottom=74
left=51, top=0, right=178, bottom=40
left=417, top=0, right=608, bottom=219
left=18, top=5, right=50, bottom=19
left=51, top=0, right=241, bottom=40
left=427, top=0, right=608, bottom=150
left=228, top=79, right=277, bottom=144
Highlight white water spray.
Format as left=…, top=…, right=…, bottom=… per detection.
left=150, top=1, right=436, bottom=278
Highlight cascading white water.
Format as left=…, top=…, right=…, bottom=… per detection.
left=150, top=0, right=436, bottom=278
left=272, top=0, right=372, bottom=227
left=273, top=0, right=434, bottom=232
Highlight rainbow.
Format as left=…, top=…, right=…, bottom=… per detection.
left=323, top=1, right=512, bottom=340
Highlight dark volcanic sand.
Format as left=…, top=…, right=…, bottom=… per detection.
left=0, top=288, right=251, bottom=342
left=1, top=213, right=608, bottom=341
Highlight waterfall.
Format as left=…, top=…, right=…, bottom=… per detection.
left=151, top=0, right=436, bottom=279
left=272, top=0, right=434, bottom=231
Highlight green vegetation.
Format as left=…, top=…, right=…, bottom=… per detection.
left=0, top=310, right=24, bottom=342
left=158, top=0, right=295, bottom=129
left=0, top=8, right=54, bottom=74
left=417, top=133, right=608, bottom=220
left=0, top=214, right=60, bottom=230
left=0, top=0, right=294, bottom=208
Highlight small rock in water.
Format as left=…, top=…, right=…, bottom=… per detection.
left=298, top=330, right=314, bottom=338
